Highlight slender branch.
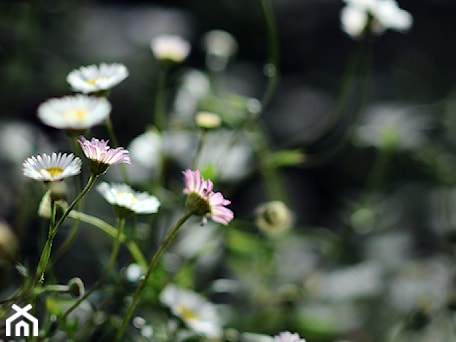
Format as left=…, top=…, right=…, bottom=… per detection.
left=114, top=211, right=193, bottom=341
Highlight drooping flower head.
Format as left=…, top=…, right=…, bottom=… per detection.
left=78, top=136, right=130, bottom=175
left=159, top=284, right=223, bottom=339
left=274, top=331, right=307, bottom=342
left=66, top=62, right=129, bottom=95
left=182, top=169, right=233, bottom=225
left=150, top=35, right=191, bottom=64
left=22, top=152, right=81, bottom=182
left=341, top=0, right=413, bottom=38
left=38, top=95, right=111, bottom=133
left=97, top=182, right=160, bottom=218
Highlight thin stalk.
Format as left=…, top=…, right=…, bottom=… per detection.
left=114, top=211, right=193, bottom=342
left=259, top=0, right=280, bottom=110
left=192, top=129, right=207, bottom=169
left=65, top=209, right=147, bottom=270
left=154, top=67, right=168, bottom=132
left=57, top=217, right=126, bottom=324
left=34, top=175, right=98, bottom=285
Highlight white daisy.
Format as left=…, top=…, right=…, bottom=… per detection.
left=66, top=63, right=129, bottom=94
left=22, top=152, right=82, bottom=182
left=38, top=95, right=111, bottom=131
left=160, top=284, right=223, bottom=339
left=96, top=182, right=160, bottom=216
left=150, top=35, right=191, bottom=63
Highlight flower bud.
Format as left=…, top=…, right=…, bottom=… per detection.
left=0, top=221, right=18, bottom=264
left=195, top=111, right=222, bottom=130
left=255, top=201, right=294, bottom=235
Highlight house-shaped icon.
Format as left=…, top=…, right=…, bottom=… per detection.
left=5, top=304, right=39, bottom=337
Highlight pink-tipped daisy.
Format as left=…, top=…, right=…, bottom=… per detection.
left=274, top=331, right=307, bottom=342
left=37, top=95, right=111, bottom=132
left=23, top=152, right=82, bottom=182
left=66, top=62, right=129, bottom=94
left=97, top=182, right=160, bottom=218
left=182, top=169, right=233, bottom=225
left=78, top=136, right=130, bottom=175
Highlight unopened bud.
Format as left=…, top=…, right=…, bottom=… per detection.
left=0, top=221, right=18, bottom=264
left=255, top=201, right=294, bottom=235
left=195, top=111, right=222, bottom=130
left=68, top=277, right=85, bottom=298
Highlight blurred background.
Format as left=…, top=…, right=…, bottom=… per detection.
left=1, top=0, right=456, bottom=341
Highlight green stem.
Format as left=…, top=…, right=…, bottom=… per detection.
left=154, top=67, right=168, bottom=131
left=34, top=175, right=98, bottom=285
left=259, top=0, right=280, bottom=110
left=114, top=211, right=193, bottom=342
left=57, top=217, right=126, bottom=324
left=65, top=209, right=147, bottom=270
left=192, top=129, right=207, bottom=169
left=34, top=199, right=56, bottom=285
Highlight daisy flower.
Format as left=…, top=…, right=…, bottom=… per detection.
left=150, top=35, right=191, bottom=63
left=22, top=152, right=81, bottom=182
left=159, top=284, right=223, bottom=339
left=182, top=169, right=233, bottom=225
left=341, top=0, right=413, bottom=38
left=78, top=136, right=130, bottom=175
left=66, top=62, right=129, bottom=94
left=38, top=95, right=111, bottom=132
left=97, top=182, right=160, bottom=218
left=274, top=331, right=307, bottom=342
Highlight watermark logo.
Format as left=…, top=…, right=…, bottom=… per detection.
left=5, top=304, right=39, bottom=337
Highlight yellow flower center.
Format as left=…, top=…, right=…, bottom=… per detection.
left=177, top=305, right=199, bottom=320
left=86, top=78, right=98, bottom=85
left=41, top=166, right=64, bottom=178
left=86, top=76, right=108, bottom=86
left=63, top=108, right=88, bottom=121
left=117, top=192, right=136, bottom=203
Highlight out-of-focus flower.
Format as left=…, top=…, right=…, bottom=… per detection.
left=195, top=111, right=222, bottom=130
left=22, top=152, right=81, bottom=182
left=128, top=129, right=162, bottom=169
left=97, top=182, right=160, bottom=217
left=150, top=35, right=191, bottom=63
left=354, top=103, right=432, bottom=150
left=0, top=221, right=19, bottom=264
left=182, top=169, right=233, bottom=225
left=38, top=95, right=111, bottom=132
left=273, top=331, right=306, bottom=342
left=159, top=284, right=223, bottom=339
left=255, top=201, right=294, bottom=235
left=78, top=136, right=130, bottom=175
left=196, top=130, right=254, bottom=182
left=66, top=63, right=129, bottom=94
left=202, top=29, right=238, bottom=71
left=172, top=69, right=211, bottom=120
left=341, top=0, right=413, bottom=38
left=0, top=121, right=53, bottom=164
left=307, top=262, right=383, bottom=301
